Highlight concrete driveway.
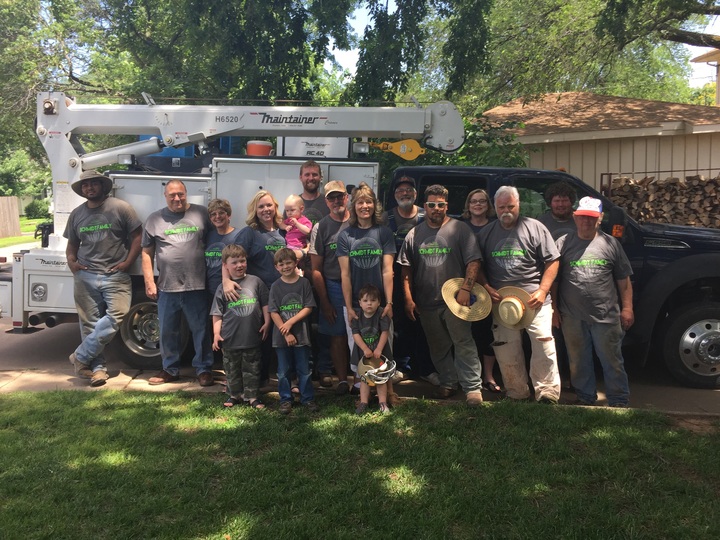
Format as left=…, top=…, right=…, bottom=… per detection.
left=1, top=311, right=719, bottom=416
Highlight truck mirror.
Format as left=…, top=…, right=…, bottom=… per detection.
left=608, top=206, right=627, bottom=240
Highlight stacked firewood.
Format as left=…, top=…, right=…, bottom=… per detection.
left=609, top=175, right=720, bottom=228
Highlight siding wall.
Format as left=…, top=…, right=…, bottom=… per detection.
left=526, top=133, right=720, bottom=191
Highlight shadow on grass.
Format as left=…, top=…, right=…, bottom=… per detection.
left=0, top=391, right=718, bottom=539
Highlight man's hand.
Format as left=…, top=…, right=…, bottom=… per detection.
left=346, top=306, right=359, bottom=324
left=405, top=299, right=418, bottom=321
left=456, top=289, right=471, bottom=307
left=381, top=303, right=393, bottom=319
left=319, top=300, right=337, bottom=325
left=527, top=289, right=547, bottom=309
left=67, top=259, right=87, bottom=274
left=110, top=260, right=132, bottom=273
left=484, top=284, right=502, bottom=303
left=552, top=309, right=562, bottom=329
left=145, top=281, right=157, bottom=300
left=620, top=307, right=634, bottom=331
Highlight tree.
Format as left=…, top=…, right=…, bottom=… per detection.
left=598, top=0, right=720, bottom=49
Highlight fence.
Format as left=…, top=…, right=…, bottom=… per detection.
left=0, top=197, right=21, bottom=237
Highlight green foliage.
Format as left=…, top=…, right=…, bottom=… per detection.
left=690, top=82, right=716, bottom=106
left=0, top=150, right=50, bottom=197
left=24, top=199, right=50, bottom=219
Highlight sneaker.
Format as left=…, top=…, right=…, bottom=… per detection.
left=319, top=374, right=333, bottom=388
left=148, top=370, right=180, bottom=385
left=335, top=381, right=350, bottom=395
left=466, top=391, right=484, bottom=407
left=379, top=402, right=390, bottom=415
left=355, top=402, right=369, bottom=415
left=537, top=397, right=558, bottom=405
left=350, top=384, right=361, bottom=396
left=303, top=401, right=320, bottom=413
left=388, top=392, right=401, bottom=407
left=421, top=372, right=442, bottom=386
left=391, top=370, right=406, bottom=383
left=279, top=401, right=293, bottom=415
left=90, top=370, right=109, bottom=387
left=608, top=402, right=629, bottom=408
left=69, top=353, right=92, bottom=379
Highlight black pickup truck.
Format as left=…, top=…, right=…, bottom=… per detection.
left=389, top=166, right=720, bottom=389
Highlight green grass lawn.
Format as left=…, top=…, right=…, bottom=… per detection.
left=0, top=218, right=46, bottom=249
left=1, top=391, right=718, bottom=539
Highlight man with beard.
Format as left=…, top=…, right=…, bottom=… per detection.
left=397, top=184, right=485, bottom=406
left=297, top=160, right=330, bottom=226
left=64, top=170, right=142, bottom=386
left=477, top=186, right=561, bottom=403
left=309, top=181, right=352, bottom=393
left=552, top=197, right=633, bottom=407
left=538, top=182, right=577, bottom=240
left=386, top=176, right=439, bottom=385
left=142, top=179, right=215, bottom=386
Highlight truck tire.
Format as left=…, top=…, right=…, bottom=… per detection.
left=104, top=289, right=188, bottom=370
left=662, top=302, right=720, bottom=389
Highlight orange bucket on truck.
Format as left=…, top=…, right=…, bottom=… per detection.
left=246, top=140, right=274, bottom=156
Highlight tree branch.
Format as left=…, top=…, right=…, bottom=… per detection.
left=659, top=27, right=720, bottom=48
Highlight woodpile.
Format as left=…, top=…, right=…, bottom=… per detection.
left=610, top=174, right=720, bottom=228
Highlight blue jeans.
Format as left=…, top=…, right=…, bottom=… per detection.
left=276, top=345, right=314, bottom=404
left=157, top=290, right=213, bottom=376
left=73, top=270, right=132, bottom=372
left=561, top=316, right=630, bottom=406
left=417, top=306, right=483, bottom=393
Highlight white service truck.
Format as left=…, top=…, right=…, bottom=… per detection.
left=8, top=91, right=464, bottom=368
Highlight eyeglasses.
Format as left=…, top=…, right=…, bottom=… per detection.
left=469, top=199, right=488, bottom=205
left=425, top=202, right=447, bottom=209
left=326, top=193, right=346, bottom=202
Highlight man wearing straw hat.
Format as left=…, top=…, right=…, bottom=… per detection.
left=552, top=197, right=633, bottom=407
left=64, top=169, right=142, bottom=387
left=477, top=186, right=561, bottom=403
left=397, top=184, right=487, bottom=406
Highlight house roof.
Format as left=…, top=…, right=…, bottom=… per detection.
left=483, top=92, right=720, bottom=143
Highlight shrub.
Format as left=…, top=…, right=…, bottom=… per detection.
left=25, top=199, right=50, bottom=219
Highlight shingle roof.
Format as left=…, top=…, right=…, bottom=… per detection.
left=483, top=92, right=720, bottom=137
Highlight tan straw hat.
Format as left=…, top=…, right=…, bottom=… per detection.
left=441, top=278, right=492, bottom=322
left=492, top=286, right=538, bottom=330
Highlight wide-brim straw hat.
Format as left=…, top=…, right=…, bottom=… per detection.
left=441, top=278, right=492, bottom=322
left=492, top=286, right=538, bottom=330
left=71, top=169, right=113, bottom=197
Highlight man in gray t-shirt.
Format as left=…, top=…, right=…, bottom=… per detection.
left=141, top=180, right=214, bottom=386
left=477, top=186, right=561, bottom=403
left=64, top=170, right=142, bottom=386
left=553, top=197, right=633, bottom=407
left=397, top=184, right=485, bottom=406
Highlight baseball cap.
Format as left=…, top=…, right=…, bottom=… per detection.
left=395, top=176, right=416, bottom=189
left=324, top=180, right=346, bottom=198
left=574, top=196, right=602, bottom=217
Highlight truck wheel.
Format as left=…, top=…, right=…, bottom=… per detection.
left=662, top=302, right=720, bottom=389
left=104, top=290, right=187, bottom=370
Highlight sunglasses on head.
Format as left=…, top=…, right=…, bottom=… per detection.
left=425, top=202, right=447, bottom=209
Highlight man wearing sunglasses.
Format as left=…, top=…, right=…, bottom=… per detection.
left=397, top=184, right=486, bottom=407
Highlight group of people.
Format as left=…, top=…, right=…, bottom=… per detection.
left=64, top=161, right=633, bottom=412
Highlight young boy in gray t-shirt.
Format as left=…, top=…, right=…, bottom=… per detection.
left=211, top=244, right=270, bottom=409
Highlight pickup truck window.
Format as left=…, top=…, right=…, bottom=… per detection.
left=413, top=174, right=489, bottom=215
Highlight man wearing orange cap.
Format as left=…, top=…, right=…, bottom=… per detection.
left=552, top=197, right=633, bottom=407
